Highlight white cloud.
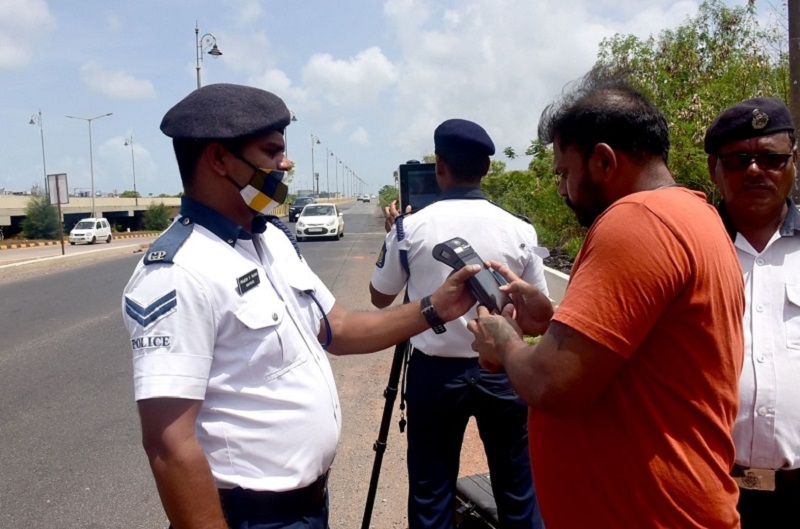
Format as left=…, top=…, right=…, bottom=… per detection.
left=0, top=0, right=56, bottom=70
left=302, top=47, right=399, bottom=108
left=380, top=0, right=703, bottom=161
left=80, top=61, right=157, bottom=100
left=222, top=0, right=263, bottom=27
left=349, top=127, right=370, bottom=146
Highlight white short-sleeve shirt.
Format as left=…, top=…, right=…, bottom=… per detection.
left=122, top=205, right=340, bottom=492
left=732, top=203, right=800, bottom=471
left=371, top=191, right=549, bottom=357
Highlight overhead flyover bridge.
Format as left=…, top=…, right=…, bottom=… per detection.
left=0, top=196, right=182, bottom=235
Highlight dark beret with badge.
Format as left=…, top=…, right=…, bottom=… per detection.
left=434, top=118, right=495, bottom=157
left=704, top=97, right=795, bottom=154
left=160, top=83, right=292, bottom=141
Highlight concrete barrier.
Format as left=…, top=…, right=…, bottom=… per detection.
left=544, top=267, right=569, bottom=304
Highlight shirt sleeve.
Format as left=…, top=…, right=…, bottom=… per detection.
left=553, top=202, right=690, bottom=359
left=370, top=226, right=409, bottom=296
left=122, top=264, right=216, bottom=401
left=519, top=224, right=550, bottom=297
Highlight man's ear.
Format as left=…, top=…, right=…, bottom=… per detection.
left=591, top=143, right=617, bottom=182
left=203, top=142, right=232, bottom=177
left=707, top=155, right=719, bottom=186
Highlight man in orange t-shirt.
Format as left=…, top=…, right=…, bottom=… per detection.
left=468, top=74, right=744, bottom=528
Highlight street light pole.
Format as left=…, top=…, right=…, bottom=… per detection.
left=326, top=148, right=331, bottom=198
left=124, top=136, right=138, bottom=206
left=286, top=112, right=298, bottom=158
left=195, top=21, right=223, bottom=90
left=310, top=134, right=320, bottom=196
left=66, top=113, right=113, bottom=218
left=29, top=110, right=48, bottom=195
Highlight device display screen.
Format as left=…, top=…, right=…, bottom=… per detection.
left=399, top=162, right=439, bottom=211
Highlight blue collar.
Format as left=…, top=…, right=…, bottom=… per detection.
left=780, top=199, right=800, bottom=237
left=180, top=197, right=267, bottom=248
left=437, top=187, right=486, bottom=201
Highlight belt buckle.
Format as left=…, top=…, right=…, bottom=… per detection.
left=734, top=468, right=776, bottom=491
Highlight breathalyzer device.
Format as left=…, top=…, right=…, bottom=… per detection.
left=432, top=237, right=511, bottom=314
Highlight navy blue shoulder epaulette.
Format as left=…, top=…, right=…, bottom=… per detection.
left=485, top=199, right=532, bottom=226
left=144, top=218, right=194, bottom=265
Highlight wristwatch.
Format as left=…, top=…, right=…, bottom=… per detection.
left=421, top=295, right=447, bottom=334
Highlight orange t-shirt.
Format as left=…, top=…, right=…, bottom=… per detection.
left=532, top=187, right=744, bottom=529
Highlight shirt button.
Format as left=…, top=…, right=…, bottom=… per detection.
left=756, top=258, right=765, bottom=266
left=757, top=407, right=768, bottom=416
left=756, top=305, right=765, bottom=312
left=468, top=377, right=476, bottom=385
left=227, top=239, right=235, bottom=245
left=757, top=355, right=767, bottom=363
left=272, top=313, right=279, bottom=321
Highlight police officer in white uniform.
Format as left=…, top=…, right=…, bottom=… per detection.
left=122, top=84, right=481, bottom=529
left=370, top=119, right=548, bottom=529
left=705, top=97, right=800, bottom=529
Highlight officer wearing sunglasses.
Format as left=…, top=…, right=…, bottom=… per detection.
left=705, top=97, right=800, bottom=529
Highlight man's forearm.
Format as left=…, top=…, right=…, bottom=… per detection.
left=328, top=300, right=429, bottom=354
left=148, top=440, right=228, bottom=529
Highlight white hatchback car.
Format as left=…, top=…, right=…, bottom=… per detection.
left=69, top=217, right=113, bottom=245
left=295, top=203, right=344, bottom=241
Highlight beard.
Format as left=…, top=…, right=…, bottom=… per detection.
left=565, top=173, right=609, bottom=228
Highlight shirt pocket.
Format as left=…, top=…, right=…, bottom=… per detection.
left=235, top=295, right=307, bottom=383
left=786, top=284, right=800, bottom=350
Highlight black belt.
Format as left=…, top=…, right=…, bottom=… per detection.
left=218, top=471, right=329, bottom=519
left=732, top=464, right=800, bottom=490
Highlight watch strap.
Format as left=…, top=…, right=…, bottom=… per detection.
left=421, top=295, right=447, bottom=334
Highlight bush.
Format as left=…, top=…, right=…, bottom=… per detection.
left=21, top=195, right=59, bottom=239
left=378, top=185, right=399, bottom=208
left=143, top=202, right=171, bottom=231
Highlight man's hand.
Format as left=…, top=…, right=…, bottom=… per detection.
left=468, top=304, right=525, bottom=372
left=383, top=200, right=411, bottom=232
left=429, top=264, right=481, bottom=322
left=487, top=260, right=553, bottom=336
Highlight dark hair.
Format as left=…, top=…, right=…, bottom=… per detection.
left=538, top=71, right=670, bottom=164
left=436, top=150, right=489, bottom=183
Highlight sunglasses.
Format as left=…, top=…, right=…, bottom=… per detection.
left=718, top=152, right=793, bottom=172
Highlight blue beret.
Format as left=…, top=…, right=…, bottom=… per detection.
left=704, top=97, right=794, bottom=154
left=160, top=83, right=291, bottom=141
left=434, top=119, right=495, bottom=156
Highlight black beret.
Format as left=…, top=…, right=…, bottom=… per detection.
left=704, top=97, right=794, bottom=154
left=434, top=118, right=495, bottom=156
left=160, top=83, right=291, bottom=141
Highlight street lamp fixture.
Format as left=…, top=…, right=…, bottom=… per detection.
left=311, top=134, right=321, bottom=196
left=286, top=111, right=298, bottom=157
left=195, top=21, right=223, bottom=90
left=29, top=110, right=48, bottom=195
left=124, top=136, right=138, bottom=206
left=66, top=112, right=113, bottom=218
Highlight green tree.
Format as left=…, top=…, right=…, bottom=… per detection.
left=594, top=0, right=789, bottom=201
left=21, top=195, right=59, bottom=239
left=378, top=184, right=399, bottom=208
left=421, top=154, right=436, bottom=163
left=143, top=202, right=171, bottom=231
left=120, top=190, right=141, bottom=198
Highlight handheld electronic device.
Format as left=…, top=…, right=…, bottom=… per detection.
left=398, top=161, right=439, bottom=211
left=432, top=237, right=511, bottom=314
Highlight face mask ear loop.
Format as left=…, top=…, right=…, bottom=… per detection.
left=305, top=289, right=333, bottom=350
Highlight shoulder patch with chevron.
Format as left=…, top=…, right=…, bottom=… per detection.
left=125, top=290, right=178, bottom=329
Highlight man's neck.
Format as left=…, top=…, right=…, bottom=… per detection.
left=728, top=202, right=788, bottom=253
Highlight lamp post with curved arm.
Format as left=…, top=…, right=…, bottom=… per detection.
left=196, top=21, right=223, bottom=90
left=124, top=136, right=138, bottom=206
left=310, top=134, right=321, bottom=196
left=66, top=112, right=113, bottom=218
left=29, top=110, right=48, bottom=195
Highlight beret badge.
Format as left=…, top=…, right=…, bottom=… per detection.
left=751, top=109, right=769, bottom=130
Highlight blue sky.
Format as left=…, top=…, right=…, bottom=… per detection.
left=0, top=0, right=781, bottom=198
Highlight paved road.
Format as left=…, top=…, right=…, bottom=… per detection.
left=0, top=201, right=488, bottom=528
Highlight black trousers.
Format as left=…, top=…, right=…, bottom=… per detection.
left=405, top=351, right=543, bottom=529
left=737, top=471, right=800, bottom=529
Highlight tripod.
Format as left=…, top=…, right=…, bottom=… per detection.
left=360, top=338, right=410, bottom=529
